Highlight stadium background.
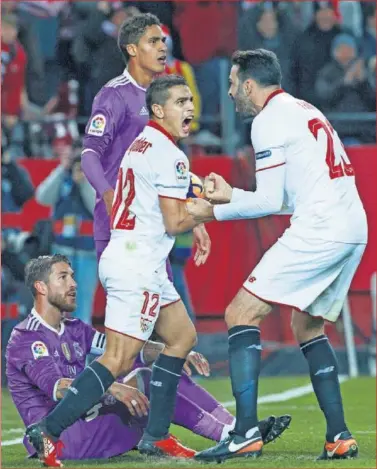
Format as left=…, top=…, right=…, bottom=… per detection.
left=1, top=0, right=376, bottom=378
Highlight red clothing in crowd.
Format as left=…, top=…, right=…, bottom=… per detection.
left=1, top=41, right=27, bottom=116
left=173, top=1, right=237, bottom=65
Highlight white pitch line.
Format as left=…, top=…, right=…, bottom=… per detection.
left=2, top=429, right=24, bottom=435
left=220, top=375, right=349, bottom=408
left=1, top=376, right=351, bottom=447
left=2, top=437, right=23, bottom=446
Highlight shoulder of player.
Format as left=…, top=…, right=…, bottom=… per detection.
left=7, top=317, right=46, bottom=349
left=14, top=314, right=43, bottom=334
left=143, top=125, right=183, bottom=154
left=252, top=95, right=296, bottom=135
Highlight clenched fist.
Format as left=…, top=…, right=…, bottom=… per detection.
left=204, top=173, right=233, bottom=203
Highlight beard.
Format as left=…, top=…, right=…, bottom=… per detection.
left=234, top=89, right=256, bottom=118
left=48, top=292, right=76, bottom=313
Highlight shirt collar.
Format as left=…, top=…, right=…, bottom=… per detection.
left=262, top=88, right=285, bottom=110
left=31, top=308, right=65, bottom=336
left=147, top=120, right=177, bottom=147
left=122, top=68, right=147, bottom=92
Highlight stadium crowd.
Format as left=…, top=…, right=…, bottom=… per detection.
left=1, top=0, right=376, bottom=335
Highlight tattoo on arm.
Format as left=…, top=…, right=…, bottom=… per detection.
left=55, top=378, right=73, bottom=400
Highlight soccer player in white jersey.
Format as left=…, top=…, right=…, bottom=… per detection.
left=188, top=49, right=367, bottom=462
left=26, top=75, right=208, bottom=462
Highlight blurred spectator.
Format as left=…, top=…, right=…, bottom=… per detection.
left=35, top=139, right=97, bottom=324
left=1, top=13, right=28, bottom=155
left=291, top=1, right=344, bottom=105
left=2, top=1, right=46, bottom=106
left=360, top=4, right=376, bottom=62
left=366, top=55, right=376, bottom=93
left=17, top=1, right=67, bottom=102
left=1, top=151, right=34, bottom=213
left=315, top=33, right=376, bottom=144
left=238, top=4, right=297, bottom=92
left=293, top=1, right=363, bottom=38
left=163, top=25, right=201, bottom=133
left=72, top=3, right=137, bottom=112
left=174, top=1, right=238, bottom=134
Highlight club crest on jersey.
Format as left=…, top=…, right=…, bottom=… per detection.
left=140, top=317, right=153, bottom=333
left=175, top=159, right=188, bottom=182
left=31, top=341, right=49, bottom=360
left=73, top=342, right=84, bottom=359
left=255, top=150, right=272, bottom=160
left=88, top=114, right=106, bottom=136
left=61, top=343, right=71, bottom=361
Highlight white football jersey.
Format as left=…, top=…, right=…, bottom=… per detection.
left=251, top=90, right=368, bottom=243
left=110, top=121, right=190, bottom=269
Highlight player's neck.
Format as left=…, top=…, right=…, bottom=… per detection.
left=149, top=118, right=178, bottom=143
left=127, top=62, right=155, bottom=89
left=34, top=301, right=63, bottom=332
left=259, top=86, right=282, bottom=111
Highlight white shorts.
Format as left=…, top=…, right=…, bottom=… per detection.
left=243, top=232, right=366, bottom=322
left=98, top=240, right=180, bottom=341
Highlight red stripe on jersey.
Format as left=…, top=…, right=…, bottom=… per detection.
left=161, top=298, right=181, bottom=309
left=262, top=89, right=285, bottom=109
left=105, top=326, right=146, bottom=343
left=147, top=120, right=177, bottom=147
left=159, top=195, right=186, bottom=201
left=255, top=162, right=286, bottom=173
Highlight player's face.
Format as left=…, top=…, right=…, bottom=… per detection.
left=46, top=262, right=77, bottom=313
left=134, top=25, right=167, bottom=74
left=228, top=65, right=257, bottom=117
left=160, top=85, right=194, bottom=140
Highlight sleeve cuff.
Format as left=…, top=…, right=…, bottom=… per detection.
left=213, top=204, right=236, bottom=221
left=52, top=379, right=60, bottom=401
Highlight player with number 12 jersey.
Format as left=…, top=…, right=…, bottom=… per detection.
left=99, top=115, right=192, bottom=339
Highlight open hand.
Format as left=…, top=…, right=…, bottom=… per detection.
left=193, top=224, right=211, bottom=266
left=183, top=351, right=210, bottom=377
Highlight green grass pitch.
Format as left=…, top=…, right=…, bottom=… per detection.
left=1, top=376, right=376, bottom=468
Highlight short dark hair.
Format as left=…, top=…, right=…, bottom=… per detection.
left=25, top=255, right=71, bottom=298
left=146, top=75, right=188, bottom=116
left=231, top=49, right=282, bottom=88
left=118, top=13, right=161, bottom=63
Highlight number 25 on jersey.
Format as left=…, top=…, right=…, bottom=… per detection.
left=308, top=118, right=354, bottom=180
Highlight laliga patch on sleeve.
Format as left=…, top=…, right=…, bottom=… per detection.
left=255, top=150, right=272, bottom=160
left=87, top=114, right=107, bottom=136
left=175, top=159, right=189, bottom=183
left=31, top=341, right=49, bottom=360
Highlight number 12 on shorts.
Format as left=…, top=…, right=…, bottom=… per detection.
left=141, top=292, right=160, bottom=318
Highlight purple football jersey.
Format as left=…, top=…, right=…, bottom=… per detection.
left=83, top=69, right=148, bottom=242
left=6, top=310, right=145, bottom=459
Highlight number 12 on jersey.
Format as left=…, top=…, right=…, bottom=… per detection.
left=308, top=118, right=354, bottom=180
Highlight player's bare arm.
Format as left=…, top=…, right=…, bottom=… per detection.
left=159, top=196, right=201, bottom=235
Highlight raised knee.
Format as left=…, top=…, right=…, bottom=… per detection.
left=184, top=327, right=197, bottom=352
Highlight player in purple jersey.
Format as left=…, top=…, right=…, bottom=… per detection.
left=7, top=255, right=290, bottom=464
left=80, top=13, right=210, bottom=264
